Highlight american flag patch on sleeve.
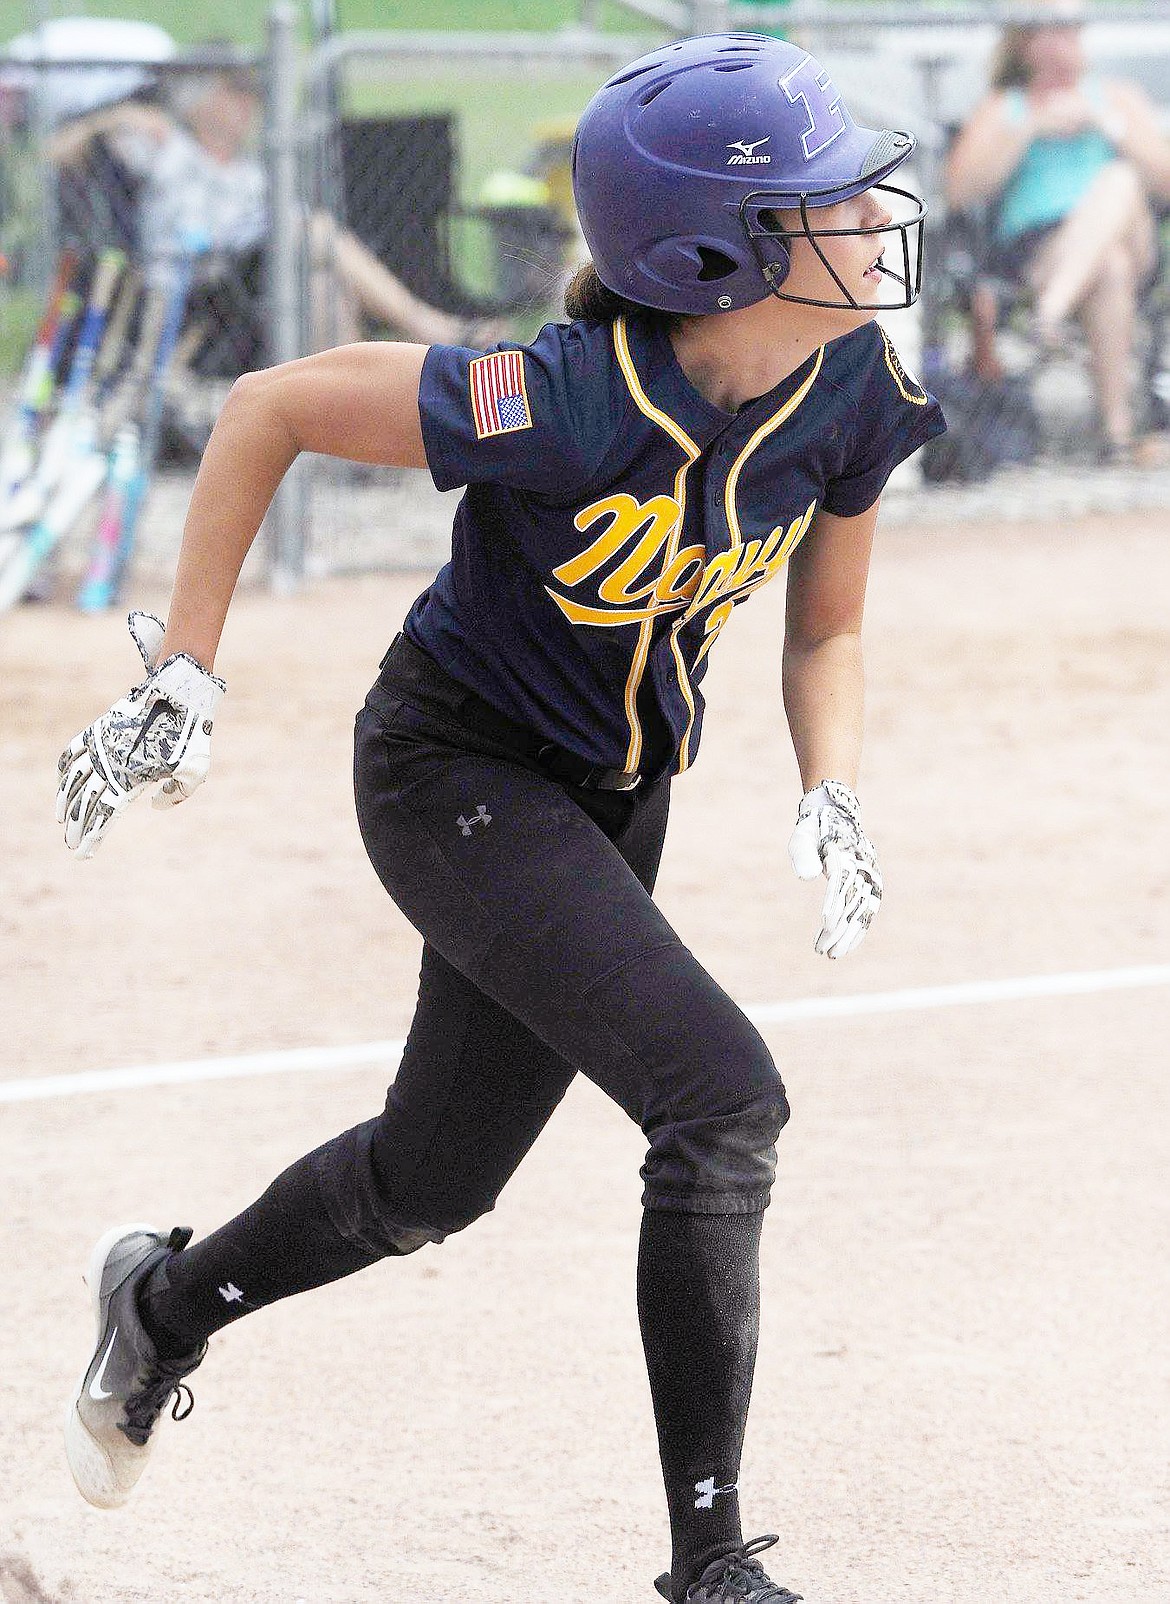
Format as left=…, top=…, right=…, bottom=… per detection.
left=469, top=349, right=532, bottom=440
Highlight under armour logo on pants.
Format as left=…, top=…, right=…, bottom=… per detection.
left=457, top=805, right=491, bottom=836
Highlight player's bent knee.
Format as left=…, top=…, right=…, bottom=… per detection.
left=642, top=1081, right=791, bottom=1214
left=640, top=1010, right=789, bottom=1205
left=308, top=1117, right=497, bottom=1258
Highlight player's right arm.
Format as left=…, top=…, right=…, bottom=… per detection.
left=161, top=341, right=429, bottom=670
left=56, top=341, right=429, bottom=857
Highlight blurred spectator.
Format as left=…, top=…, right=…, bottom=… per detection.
left=1, top=16, right=174, bottom=126
left=945, top=6, right=1170, bottom=461
left=1, top=18, right=174, bottom=283
left=48, top=55, right=498, bottom=351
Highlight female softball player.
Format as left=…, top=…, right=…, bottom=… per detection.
left=58, top=34, right=943, bottom=1604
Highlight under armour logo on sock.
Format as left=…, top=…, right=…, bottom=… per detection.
left=457, top=804, right=491, bottom=836
left=694, top=1476, right=739, bottom=1510
left=218, top=1282, right=244, bottom=1303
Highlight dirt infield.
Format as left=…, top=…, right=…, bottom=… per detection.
left=1, top=510, right=1168, bottom=1604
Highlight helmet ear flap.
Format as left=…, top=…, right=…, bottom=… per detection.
left=743, top=202, right=793, bottom=292
left=639, top=235, right=756, bottom=306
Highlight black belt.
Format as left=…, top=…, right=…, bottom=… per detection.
left=376, top=634, right=643, bottom=793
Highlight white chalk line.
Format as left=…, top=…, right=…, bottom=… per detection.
left=2, top=963, right=1167, bottom=1107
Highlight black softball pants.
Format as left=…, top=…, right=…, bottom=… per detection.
left=308, top=661, right=791, bottom=1257
left=140, top=646, right=793, bottom=1594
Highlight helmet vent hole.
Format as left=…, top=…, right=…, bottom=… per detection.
left=609, top=63, right=657, bottom=86
left=713, top=62, right=754, bottom=73
left=639, top=81, right=671, bottom=106
left=696, top=247, right=737, bottom=283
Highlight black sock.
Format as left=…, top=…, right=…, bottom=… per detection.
left=637, top=1207, right=764, bottom=1598
left=138, top=1152, right=387, bottom=1357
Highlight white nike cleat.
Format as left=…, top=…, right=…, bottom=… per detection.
left=65, top=1223, right=206, bottom=1509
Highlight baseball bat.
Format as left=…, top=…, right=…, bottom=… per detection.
left=0, top=450, right=108, bottom=611
left=76, top=423, right=141, bottom=614
left=90, top=263, right=142, bottom=410
left=76, top=286, right=169, bottom=613
left=0, top=254, right=128, bottom=609
left=0, top=249, right=125, bottom=534
left=106, top=237, right=204, bottom=601
left=0, top=250, right=80, bottom=504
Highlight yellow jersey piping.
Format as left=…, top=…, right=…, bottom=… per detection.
left=674, top=345, right=825, bottom=773
left=724, top=346, right=825, bottom=549
left=612, top=316, right=702, bottom=771
left=878, top=324, right=930, bottom=405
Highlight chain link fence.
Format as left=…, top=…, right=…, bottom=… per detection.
left=0, top=28, right=284, bottom=597
left=295, top=22, right=667, bottom=580
left=1, top=46, right=270, bottom=410
left=2, top=3, right=1170, bottom=599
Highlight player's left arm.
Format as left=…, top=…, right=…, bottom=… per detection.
left=781, top=499, right=883, bottom=959
left=782, top=498, right=877, bottom=788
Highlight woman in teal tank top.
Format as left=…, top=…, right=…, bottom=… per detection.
left=994, top=82, right=1116, bottom=244
left=946, top=14, right=1170, bottom=459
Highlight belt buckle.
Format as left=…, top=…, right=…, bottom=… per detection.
left=593, top=763, right=638, bottom=789
left=537, top=743, right=641, bottom=792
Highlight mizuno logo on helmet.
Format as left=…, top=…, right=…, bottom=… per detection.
left=727, top=137, right=771, bottom=165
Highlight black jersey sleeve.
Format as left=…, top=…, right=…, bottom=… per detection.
left=821, top=324, right=946, bottom=517
left=418, top=319, right=624, bottom=498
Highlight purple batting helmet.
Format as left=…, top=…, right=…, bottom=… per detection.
left=571, top=33, right=925, bottom=314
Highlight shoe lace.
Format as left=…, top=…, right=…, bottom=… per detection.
left=119, top=1355, right=201, bottom=1448
left=702, top=1537, right=803, bottom=1604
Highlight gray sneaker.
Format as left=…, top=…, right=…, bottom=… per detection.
left=64, top=1223, right=206, bottom=1508
left=655, top=1537, right=803, bottom=1603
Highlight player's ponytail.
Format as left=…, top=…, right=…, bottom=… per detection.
left=564, top=261, right=650, bottom=324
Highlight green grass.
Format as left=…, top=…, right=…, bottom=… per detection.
left=0, top=286, right=40, bottom=374
left=0, top=1, right=643, bottom=48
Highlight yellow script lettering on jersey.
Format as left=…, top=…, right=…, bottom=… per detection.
left=546, top=492, right=818, bottom=634
left=548, top=493, right=702, bottom=625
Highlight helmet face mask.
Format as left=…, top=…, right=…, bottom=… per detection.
left=571, top=33, right=928, bottom=317
left=743, top=181, right=927, bottom=312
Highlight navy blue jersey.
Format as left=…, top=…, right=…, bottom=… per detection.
left=407, top=314, right=944, bottom=779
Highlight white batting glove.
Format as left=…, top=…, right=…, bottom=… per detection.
left=56, top=610, right=225, bottom=859
left=788, top=780, right=883, bottom=959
